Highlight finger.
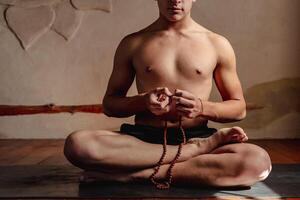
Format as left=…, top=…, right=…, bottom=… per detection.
left=151, top=104, right=163, bottom=109
left=150, top=94, right=162, bottom=104
left=152, top=101, right=169, bottom=109
left=150, top=92, right=167, bottom=103
left=155, top=87, right=167, bottom=93
left=176, top=109, right=195, bottom=119
left=163, top=87, right=173, bottom=96
left=161, top=106, right=170, bottom=112
left=152, top=93, right=170, bottom=106
left=157, top=93, right=167, bottom=102
left=174, top=89, right=195, bottom=100
left=160, top=99, right=170, bottom=108
left=176, top=106, right=191, bottom=113
left=172, top=96, right=195, bottom=108
left=151, top=99, right=170, bottom=108
left=153, top=105, right=170, bottom=113
left=150, top=96, right=164, bottom=106
left=176, top=110, right=190, bottom=118
left=155, top=87, right=172, bottom=96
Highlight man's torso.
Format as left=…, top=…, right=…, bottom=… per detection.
left=127, top=26, right=220, bottom=128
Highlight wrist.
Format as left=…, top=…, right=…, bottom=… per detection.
left=199, top=99, right=209, bottom=116
left=140, top=92, right=149, bottom=110
left=198, top=100, right=219, bottom=121
left=183, top=143, right=199, bottom=159
left=197, top=98, right=204, bottom=116
left=197, top=99, right=211, bottom=117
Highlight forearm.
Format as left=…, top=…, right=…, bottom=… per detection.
left=200, top=99, right=246, bottom=123
left=103, top=93, right=147, bottom=118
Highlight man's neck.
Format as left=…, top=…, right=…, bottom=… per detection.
left=156, top=14, right=195, bottom=32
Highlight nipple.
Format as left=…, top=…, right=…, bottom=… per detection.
left=196, top=69, right=202, bottom=75
left=146, top=66, right=153, bottom=72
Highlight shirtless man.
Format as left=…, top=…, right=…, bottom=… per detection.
left=64, top=0, right=272, bottom=187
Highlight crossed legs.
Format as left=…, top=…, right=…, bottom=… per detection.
left=64, top=127, right=272, bottom=187
left=131, top=142, right=272, bottom=187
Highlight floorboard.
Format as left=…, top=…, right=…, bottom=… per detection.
left=0, top=164, right=299, bottom=199
left=0, top=139, right=299, bottom=200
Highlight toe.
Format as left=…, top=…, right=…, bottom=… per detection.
left=232, top=126, right=245, bottom=134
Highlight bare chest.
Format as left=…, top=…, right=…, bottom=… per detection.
left=133, top=36, right=217, bottom=87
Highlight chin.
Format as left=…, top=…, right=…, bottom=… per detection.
left=166, top=15, right=184, bottom=22
left=161, top=12, right=184, bottom=22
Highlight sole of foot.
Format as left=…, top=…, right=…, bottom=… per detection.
left=185, top=126, right=248, bottom=155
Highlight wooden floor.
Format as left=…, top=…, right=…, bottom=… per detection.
left=0, top=139, right=300, bottom=200
left=0, top=139, right=299, bottom=166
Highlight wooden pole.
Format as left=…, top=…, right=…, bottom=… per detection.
left=0, top=102, right=263, bottom=116
left=0, top=104, right=103, bottom=116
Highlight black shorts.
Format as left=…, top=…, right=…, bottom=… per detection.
left=120, top=123, right=217, bottom=145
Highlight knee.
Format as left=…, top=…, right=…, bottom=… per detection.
left=64, top=130, right=96, bottom=166
left=238, top=144, right=272, bottom=186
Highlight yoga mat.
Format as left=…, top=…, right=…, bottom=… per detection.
left=0, top=164, right=299, bottom=198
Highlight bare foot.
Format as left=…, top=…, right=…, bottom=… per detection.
left=217, top=126, right=248, bottom=144
left=79, top=170, right=132, bottom=184
left=186, top=126, right=248, bottom=156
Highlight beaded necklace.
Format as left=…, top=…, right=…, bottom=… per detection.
left=149, top=118, right=187, bottom=189
left=149, top=94, right=187, bottom=189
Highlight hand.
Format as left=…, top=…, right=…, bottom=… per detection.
left=145, top=87, right=173, bottom=116
left=172, top=89, right=203, bottom=119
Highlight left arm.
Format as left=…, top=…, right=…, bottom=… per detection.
left=203, top=35, right=246, bottom=122
left=174, top=35, right=246, bottom=123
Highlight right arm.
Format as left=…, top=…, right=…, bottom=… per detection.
left=102, top=35, right=147, bottom=118
left=102, top=35, right=172, bottom=118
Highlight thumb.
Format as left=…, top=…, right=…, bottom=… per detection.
left=163, top=87, right=173, bottom=97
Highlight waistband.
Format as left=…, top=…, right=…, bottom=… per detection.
left=120, top=123, right=215, bottom=136
left=120, top=123, right=217, bottom=145
left=123, top=122, right=207, bottom=129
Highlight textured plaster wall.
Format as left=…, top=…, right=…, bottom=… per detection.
left=0, top=0, right=299, bottom=139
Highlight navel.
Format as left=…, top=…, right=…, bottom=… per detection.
left=146, top=66, right=153, bottom=72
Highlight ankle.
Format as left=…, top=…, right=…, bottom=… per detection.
left=183, top=143, right=199, bottom=159
left=210, top=132, right=224, bottom=146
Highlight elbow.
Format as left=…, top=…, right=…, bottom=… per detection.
left=102, top=98, right=114, bottom=117
left=103, top=107, right=113, bottom=117
left=102, top=98, right=127, bottom=118
left=235, top=102, right=247, bottom=121
left=236, top=109, right=246, bottom=121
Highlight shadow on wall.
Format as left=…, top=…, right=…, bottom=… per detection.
left=241, top=77, right=300, bottom=129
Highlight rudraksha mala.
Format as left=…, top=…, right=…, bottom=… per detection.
left=149, top=94, right=187, bottom=189
left=149, top=119, right=187, bottom=189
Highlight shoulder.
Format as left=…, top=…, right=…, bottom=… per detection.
left=116, top=29, right=152, bottom=54
left=207, top=33, right=236, bottom=64
left=117, top=32, right=141, bottom=51
left=190, top=25, right=233, bottom=52
left=208, top=33, right=235, bottom=54
left=208, top=33, right=234, bottom=52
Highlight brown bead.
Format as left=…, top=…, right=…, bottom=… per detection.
left=149, top=117, right=187, bottom=189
